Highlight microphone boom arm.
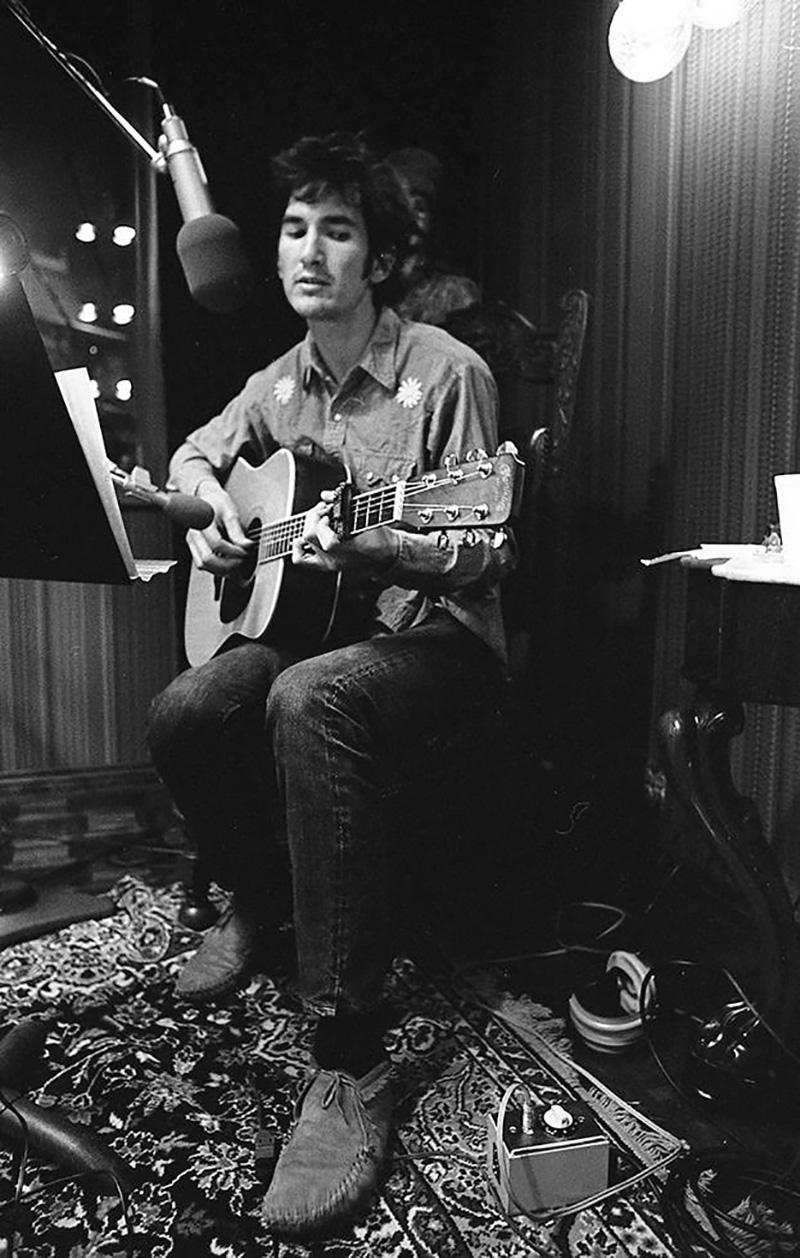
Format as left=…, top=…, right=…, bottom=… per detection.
left=4, top=0, right=163, bottom=166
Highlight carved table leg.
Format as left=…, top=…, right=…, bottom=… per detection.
left=659, top=685, right=800, bottom=1110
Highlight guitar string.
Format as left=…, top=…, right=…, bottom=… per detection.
left=240, top=469, right=498, bottom=561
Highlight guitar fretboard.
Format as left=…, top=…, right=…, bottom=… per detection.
left=253, top=482, right=403, bottom=564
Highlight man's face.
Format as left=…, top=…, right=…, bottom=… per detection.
left=277, top=192, right=381, bottom=324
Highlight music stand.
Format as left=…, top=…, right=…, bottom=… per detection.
left=0, top=276, right=138, bottom=909
left=0, top=276, right=135, bottom=584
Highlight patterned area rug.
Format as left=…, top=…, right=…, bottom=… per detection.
left=0, top=877, right=685, bottom=1257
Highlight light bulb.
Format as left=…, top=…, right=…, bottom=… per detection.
left=608, top=0, right=695, bottom=82
left=0, top=214, right=30, bottom=277
left=112, top=303, right=135, bottom=326
left=692, top=0, right=744, bottom=29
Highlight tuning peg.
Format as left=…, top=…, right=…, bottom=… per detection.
left=444, top=454, right=459, bottom=471
left=465, top=448, right=488, bottom=462
left=496, top=440, right=519, bottom=456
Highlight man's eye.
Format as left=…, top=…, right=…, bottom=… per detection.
left=282, top=226, right=305, bottom=239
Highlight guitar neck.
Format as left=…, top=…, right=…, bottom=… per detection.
left=258, top=482, right=403, bottom=563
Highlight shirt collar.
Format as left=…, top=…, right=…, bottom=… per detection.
left=299, top=306, right=402, bottom=393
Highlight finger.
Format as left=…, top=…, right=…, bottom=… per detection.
left=212, top=536, right=251, bottom=559
left=314, top=515, right=340, bottom=551
left=219, top=514, right=253, bottom=548
left=292, top=535, right=321, bottom=566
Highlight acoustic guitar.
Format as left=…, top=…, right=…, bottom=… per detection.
left=184, top=443, right=523, bottom=666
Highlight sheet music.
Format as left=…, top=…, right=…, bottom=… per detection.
left=55, top=368, right=137, bottom=579
left=54, top=368, right=175, bottom=582
left=134, top=559, right=177, bottom=581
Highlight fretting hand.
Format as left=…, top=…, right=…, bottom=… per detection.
left=293, top=490, right=399, bottom=576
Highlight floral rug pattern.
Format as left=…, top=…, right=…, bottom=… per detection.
left=0, top=877, right=685, bottom=1256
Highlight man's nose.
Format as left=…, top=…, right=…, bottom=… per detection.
left=300, top=229, right=324, bottom=266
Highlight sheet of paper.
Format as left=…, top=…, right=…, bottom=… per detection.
left=133, top=559, right=178, bottom=582
left=55, top=367, right=137, bottom=579
left=640, top=543, right=765, bottom=567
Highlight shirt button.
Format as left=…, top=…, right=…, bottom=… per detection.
left=332, top=412, right=343, bottom=422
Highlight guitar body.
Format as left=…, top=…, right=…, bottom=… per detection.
left=184, top=449, right=343, bottom=666
left=184, top=441, right=524, bottom=668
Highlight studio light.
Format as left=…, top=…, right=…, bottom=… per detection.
left=112, top=224, right=136, bottom=247
left=608, top=0, right=695, bottom=82
left=75, top=222, right=97, bottom=243
left=0, top=214, right=30, bottom=279
left=77, top=302, right=99, bottom=324
left=111, top=303, right=135, bottom=325
left=692, top=0, right=744, bottom=29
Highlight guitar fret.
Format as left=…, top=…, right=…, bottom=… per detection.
left=261, top=513, right=305, bottom=561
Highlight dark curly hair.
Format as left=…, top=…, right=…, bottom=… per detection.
left=271, top=131, right=415, bottom=306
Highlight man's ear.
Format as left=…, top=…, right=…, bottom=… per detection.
left=370, top=249, right=395, bottom=284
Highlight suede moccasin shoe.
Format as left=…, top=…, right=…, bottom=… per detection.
left=262, top=1061, right=393, bottom=1235
left=176, top=904, right=265, bottom=1003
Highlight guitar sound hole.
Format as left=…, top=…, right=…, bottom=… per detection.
left=218, top=518, right=260, bottom=624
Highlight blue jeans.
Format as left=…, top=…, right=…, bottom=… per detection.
left=147, top=613, right=504, bottom=1016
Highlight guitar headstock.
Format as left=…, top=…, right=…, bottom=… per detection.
left=397, top=443, right=524, bottom=531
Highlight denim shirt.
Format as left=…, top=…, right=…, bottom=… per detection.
left=168, top=307, right=515, bottom=665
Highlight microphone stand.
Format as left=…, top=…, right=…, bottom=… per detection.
left=3, top=0, right=164, bottom=168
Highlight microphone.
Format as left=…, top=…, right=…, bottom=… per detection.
left=159, top=103, right=255, bottom=314
left=108, top=463, right=215, bottom=530
left=0, top=1019, right=138, bottom=1195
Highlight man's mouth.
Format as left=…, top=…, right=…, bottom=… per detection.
left=296, top=275, right=329, bottom=288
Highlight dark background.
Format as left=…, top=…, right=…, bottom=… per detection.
left=0, top=0, right=507, bottom=450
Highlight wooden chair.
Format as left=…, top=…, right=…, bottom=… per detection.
left=443, top=289, right=591, bottom=689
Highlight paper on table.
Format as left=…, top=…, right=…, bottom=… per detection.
left=640, top=543, right=765, bottom=567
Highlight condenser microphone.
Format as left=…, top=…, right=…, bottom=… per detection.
left=160, top=103, right=255, bottom=314
left=108, top=462, right=215, bottom=530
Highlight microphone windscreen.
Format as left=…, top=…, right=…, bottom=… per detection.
left=161, top=493, right=215, bottom=530
left=0, top=1018, right=51, bottom=1091
left=0, top=1089, right=138, bottom=1195
left=176, top=214, right=255, bottom=314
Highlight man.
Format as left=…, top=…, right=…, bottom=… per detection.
left=147, top=131, right=515, bottom=1236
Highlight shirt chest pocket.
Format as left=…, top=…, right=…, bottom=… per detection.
left=347, top=449, right=418, bottom=494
